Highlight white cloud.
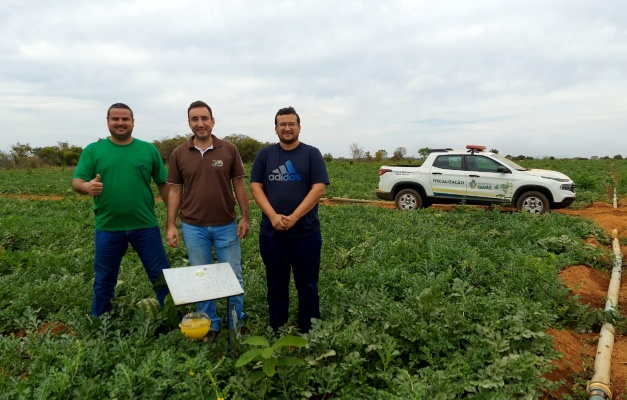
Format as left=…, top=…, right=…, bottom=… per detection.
left=1, top=0, right=627, bottom=158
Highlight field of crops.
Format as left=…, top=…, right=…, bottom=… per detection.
left=0, top=160, right=625, bottom=399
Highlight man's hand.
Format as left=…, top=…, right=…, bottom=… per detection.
left=270, top=214, right=288, bottom=231
left=166, top=225, right=180, bottom=248
left=282, top=215, right=298, bottom=230
left=237, top=217, right=250, bottom=239
left=84, top=174, right=103, bottom=196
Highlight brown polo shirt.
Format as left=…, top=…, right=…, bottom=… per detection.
left=167, top=135, right=247, bottom=226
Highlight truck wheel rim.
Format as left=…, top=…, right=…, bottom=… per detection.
left=522, top=197, right=543, bottom=214
left=399, top=194, right=416, bottom=209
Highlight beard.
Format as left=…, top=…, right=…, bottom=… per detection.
left=109, top=127, right=133, bottom=141
left=279, top=133, right=299, bottom=145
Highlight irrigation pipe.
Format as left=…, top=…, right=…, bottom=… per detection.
left=587, top=228, right=623, bottom=400
left=323, top=197, right=383, bottom=204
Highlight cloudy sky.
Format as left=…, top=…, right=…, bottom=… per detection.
left=2, top=0, right=626, bottom=159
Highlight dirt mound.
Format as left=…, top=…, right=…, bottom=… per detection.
left=548, top=201, right=627, bottom=398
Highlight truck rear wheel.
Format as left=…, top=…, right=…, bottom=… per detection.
left=516, top=191, right=549, bottom=214
left=394, top=189, right=423, bottom=210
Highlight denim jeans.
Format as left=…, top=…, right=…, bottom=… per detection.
left=259, top=230, right=322, bottom=332
left=93, top=226, right=170, bottom=316
left=181, top=221, right=244, bottom=331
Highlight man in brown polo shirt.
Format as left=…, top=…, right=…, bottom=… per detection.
left=166, top=100, right=250, bottom=341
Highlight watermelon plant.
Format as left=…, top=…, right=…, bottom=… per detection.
left=235, top=335, right=308, bottom=378
left=0, top=164, right=618, bottom=399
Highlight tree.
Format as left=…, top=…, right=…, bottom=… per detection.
left=614, top=154, right=623, bottom=160
left=364, top=151, right=372, bottom=161
left=222, top=134, right=270, bottom=163
left=490, top=148, right=499, bottom=154
left=57, top=141, right=82, bottom=166
left=152, top=135, right=189, bottom=164
left=31, top=142, right=83, bottom=166
left=374, top=149, right=387, bottom=162
left=4, top=141, right=84, bottom=168
left=0, top=150, right=14, bottom=169
left=391, top=147, right=407, bottom=161
left=33, top=146, right=63, bottom=166
left=418, top=147, right=430, bottom=159
left=10, top=142, right=34, bottom=161
left=323, top=153, right=333, bottom=162
left=349, top=142, right=364, bottom=161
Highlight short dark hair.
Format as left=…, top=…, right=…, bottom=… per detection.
left=188, top=100, right=213, bottom=119
left=107, top=103, right=133, bottom=118
left=275, top=106, right=300, bottom=126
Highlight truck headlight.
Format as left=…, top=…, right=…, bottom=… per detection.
left=542, top=176, right=570, bottom=182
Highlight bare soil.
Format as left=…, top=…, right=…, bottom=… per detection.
left=545, top=202, right=627, bottom=399
left=0, top=194, right=65, bottom=201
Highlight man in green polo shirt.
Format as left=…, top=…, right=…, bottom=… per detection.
left=72, top=103, right=170, bottom=316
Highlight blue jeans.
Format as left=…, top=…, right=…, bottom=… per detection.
left=181, top=221, right=244, bottom=331
left=259, top=231, right=322, bottom=332
left=93, top=226, right=170, bottom=316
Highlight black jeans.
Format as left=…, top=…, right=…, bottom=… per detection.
left=259, top=230, right=322, bottom=332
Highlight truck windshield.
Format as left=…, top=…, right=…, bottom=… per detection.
left=492, top=154, right=527, bottom=171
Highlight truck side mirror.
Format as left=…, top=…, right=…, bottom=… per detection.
left=496, top=166, right=511, bottom=173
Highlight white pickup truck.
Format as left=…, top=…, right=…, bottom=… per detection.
left=376, top=145, right=576, bottom=214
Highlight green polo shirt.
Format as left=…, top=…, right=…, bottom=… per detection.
left=73, top=138, right=167, bottom=231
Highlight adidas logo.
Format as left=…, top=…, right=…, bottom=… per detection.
left=269, top=160, right=302, bottom=181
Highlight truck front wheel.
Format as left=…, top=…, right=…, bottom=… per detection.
left=394, top=189, right=423, bottom=210
left=516, top=191, right=549, bottom=214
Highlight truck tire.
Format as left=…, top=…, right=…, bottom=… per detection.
left=516, top=191, right=549, bottom=214
left=394, top=189, right=423, bottom=210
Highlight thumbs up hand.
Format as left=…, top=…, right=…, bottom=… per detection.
left=85, top=174, right=103, bottom=196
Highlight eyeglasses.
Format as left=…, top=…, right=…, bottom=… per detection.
left=277, top=122, right=298, bottom=128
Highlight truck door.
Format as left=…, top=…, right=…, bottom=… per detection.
left=465, top=155, right=514, bottom=202
left=430, top=155, right=467, bottom=199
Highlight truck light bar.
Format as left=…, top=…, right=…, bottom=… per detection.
left=466, top=145, right=486, bottom=150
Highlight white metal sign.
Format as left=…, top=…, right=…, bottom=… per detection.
left=162, top=263, right=244, bottom=306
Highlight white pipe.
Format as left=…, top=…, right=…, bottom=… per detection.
left=613, top=188, right=617, bottom=209
left=606, top=230, right=623, bottom=312
left=587, top=229, right=623, bottom=399
left=325, top=197, right=383, bottom=204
